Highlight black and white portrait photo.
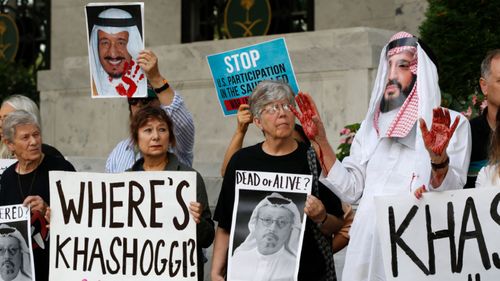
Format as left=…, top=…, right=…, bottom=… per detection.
left=228, top=189, right=308, bottom=281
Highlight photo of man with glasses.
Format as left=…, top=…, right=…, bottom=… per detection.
left=0, top=224, right=32, bottom=281
left=229, top=192, right=304, bottom=281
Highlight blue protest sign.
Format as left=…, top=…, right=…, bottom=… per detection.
left=207, top=38, right=299, bottom=116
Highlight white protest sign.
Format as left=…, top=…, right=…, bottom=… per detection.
left=49, top=171, right=197, bottom=281
left=227, top=170, right=312, bottom=281
left=0, top=204, right=35, bottom=281
left=375, top=188, right=500, bottom=281
left=0, top=158, right=17, bottom=174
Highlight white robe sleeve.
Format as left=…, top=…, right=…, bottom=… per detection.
left=319, top=134, right=367, bottom=204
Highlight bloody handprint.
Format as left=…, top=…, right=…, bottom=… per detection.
left=115, top=60, right=145, bottom=97
left=420, top=107, right=459, bottom=156
left=289, top=92, right=319, bottom=140
left=290, top=92, right=329, bottom=172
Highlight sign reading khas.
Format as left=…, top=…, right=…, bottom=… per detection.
left=207, top=38, right=299, bottom=116
left=375, top=188, right=500, bottom=281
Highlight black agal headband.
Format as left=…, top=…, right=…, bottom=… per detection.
left=95, top=17, right=137, bottom=27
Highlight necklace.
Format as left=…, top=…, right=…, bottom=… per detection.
left=17, top=168, right=38, bottom=199
left=16, top=155, right=43, bottom=199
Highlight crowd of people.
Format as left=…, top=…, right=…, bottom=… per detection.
left=0, top=11, right=498, bottom=281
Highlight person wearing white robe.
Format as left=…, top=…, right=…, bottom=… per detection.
left=300, top=31, right=471, bottom=281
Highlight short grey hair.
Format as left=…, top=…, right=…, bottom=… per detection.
left=480, top=49, right=500, bottom=79
left=2, top=110, right=40, bottom=143
left=248, top=80, right=296, bottom=118
left=1, top=95, right=41, bottom=125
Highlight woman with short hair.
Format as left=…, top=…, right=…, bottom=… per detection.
left=0, top=95, right=63, bottom=158
left=212, top=80, right=345, bottom=281
left=0, top=110, right=75, bottom=281
left=128, top=105, right=214, bottom=280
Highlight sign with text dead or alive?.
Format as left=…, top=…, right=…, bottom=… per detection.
left=375, top=188, right=500, bottom=281
left=227, top=170, right=311, bottom=281
left=207, top=38, right=299, bottom=116
left=49, top=171, right=197, bottom=281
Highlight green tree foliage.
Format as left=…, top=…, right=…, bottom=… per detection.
left=419, top=0, right=500, bottom=111
left=0, top=61, right=38, bottom=104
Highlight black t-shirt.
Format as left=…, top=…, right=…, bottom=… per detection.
left=214, top=141, right=343, bottom=281
left=0, top=155, right=76, bottom=281
left=465, top=109, right=491, bottom=188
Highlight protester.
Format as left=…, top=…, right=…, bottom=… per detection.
left=0, top=95, right=63, bottom=159
left=292, top=31, right=471, bottom=281
left=465, top=49, right=500, bottom=188
left=211, top=80, right=344, bottom=281
left=220, top=104, right=355, bottom=254
left=88, top=7, right=147, bottom=97
left=476, top=109, right=500, bottom=188
left=0, top=224, right=31, bottom=281
left=127, top=105, right=213, bottom=280
left=0, top=110, right=76, bottom=281
left=105, top=49, right=194, bottom=172
left=230, top=192, right=301, bottom=281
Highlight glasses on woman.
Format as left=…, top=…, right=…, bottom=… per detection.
left=260, top=103, right=292, bottom=116
left=258, top=217, right=291, bottom=229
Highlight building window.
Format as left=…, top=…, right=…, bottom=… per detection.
left=182, top=0, right=313, bottom=43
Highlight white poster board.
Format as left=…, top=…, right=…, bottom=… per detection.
left=0, top=204, right=35, bottom=281
left=49, top=171, right=197, bottom=281
left=0, top=158, right=17, bottom=174
left=227, top=170, right=311, bottom=281
left=375, top=188, right=500, bottom=281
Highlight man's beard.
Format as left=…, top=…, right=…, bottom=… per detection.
left=380, top=74, right=416, bottom=113
left=0, top=260, right=17, bottom=277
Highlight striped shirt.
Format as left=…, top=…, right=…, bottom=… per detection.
left=105, top=92, right=194, bottom=172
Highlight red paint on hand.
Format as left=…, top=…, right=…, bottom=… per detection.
left=420, top=108, right=459, bottom=155
left=290, top=92, right=319, bottom=140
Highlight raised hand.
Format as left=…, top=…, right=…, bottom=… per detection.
left=289, top=92, right=319, bottom=140
left=419, top=107, right=459, bottom=157
left=236, top=104, right=253, bottom=133
left=115, top=60, right=144, bottom=97
left=137, top=49, right=160, bottom=82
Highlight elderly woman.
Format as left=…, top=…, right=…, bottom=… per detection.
left=0, top=95, right=63, bottom=158
left=212, top=80, right=345, bottom=281
left=128, top=105, right=214, bottom=280
left=0, top=110, right=75, bottom=281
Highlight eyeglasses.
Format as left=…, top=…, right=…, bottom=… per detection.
left=260, top=103, right=292, bottom=116
left=127, top=98, right=155, bottom=106
left=0, top=247, right=20, bottom=256
left=258, top=217, right=291, bottom=229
